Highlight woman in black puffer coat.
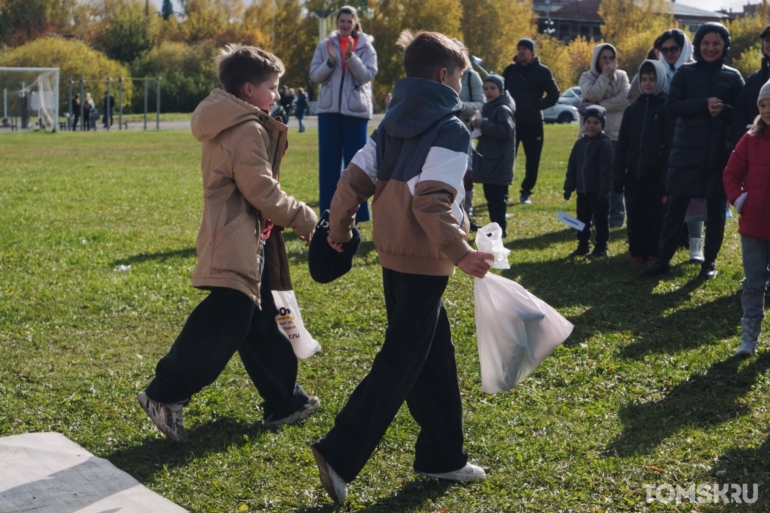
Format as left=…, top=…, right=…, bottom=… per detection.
left=640, top=22, right=744, bottom=280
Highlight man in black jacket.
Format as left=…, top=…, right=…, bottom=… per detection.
left=502, top=38, right=560, bottom=204
left=731, top=25, right=770, bottom=147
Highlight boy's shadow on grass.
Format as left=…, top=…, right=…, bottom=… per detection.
left=103, top=417, right=267, bottom=482
left=113, top=247, right=196, bottom=266
left=606, top=352, right=770, bottom=457
left=503, top=257, right=741, bottom=356
left=708, top=434, right=770, bottom=509
left=294, top=478, right=453, bottom=513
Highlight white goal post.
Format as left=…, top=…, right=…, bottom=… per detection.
left=0, top=67, right=60, bottom=132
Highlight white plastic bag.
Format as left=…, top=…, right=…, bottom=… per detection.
left=271, top=290, right=321, bottom=359
left=474, top=274, right=573, bottom=393
left=475, top=222, right=510, bottom=269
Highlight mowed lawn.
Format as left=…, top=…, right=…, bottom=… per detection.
left=0, top=124, right=768, bottom=512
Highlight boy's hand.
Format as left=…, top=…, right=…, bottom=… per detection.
left=298, top=229, right=314, bottom=247
left=563, top=190, right=572, bottom=201
left=458, top=251, right=493, bottom=278
left=327, top=236, right=345, bottom=253
left=326, top=40, right=337, bottom=65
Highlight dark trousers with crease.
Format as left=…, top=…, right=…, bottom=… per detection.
left=516, top=123, right=544, bottom=195
left=658, top=193, right=727, bottom=263
left=312, top=269, right=467, bottom=483
left=624, top=175, right=665, bottom=259
left=145, top=285, right=308, bottom=420
left=483, top=183, right=509, bottom=235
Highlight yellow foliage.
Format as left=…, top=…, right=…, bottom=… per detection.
left=534, top=34, right=571, bottom=91
left=0, top=37, right=133, bottom=108
left=733, top=42, right=763, bottom=78
left=566, top=36, right=597, bottom=86
left=725, top=9, right=770, bottom=69
left=460, top=0, right=537, bottom=74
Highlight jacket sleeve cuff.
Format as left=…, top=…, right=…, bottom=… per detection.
left=326, top=59, right=335, bottom=68
left=444, top=238, right=473, bottom=265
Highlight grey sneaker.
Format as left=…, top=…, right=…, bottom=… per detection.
left=263, top=396, right=320, bottom=428
left=519, top=193, right=532, bottom=205
left=735, top=340, right=758, bottom=357
left=312, top=446, right=348, bottom=505
left=137, top=391, right=188, bottom=442
left=416, top=462, right=487, bottom=482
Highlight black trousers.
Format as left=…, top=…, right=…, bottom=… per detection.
left=658, top=193, right=727, bottom=263
left=145, top=286, right=308, bottom=420
left=624, top=175, right=665, bottom=259
left=313, top=269, right=467, bottom=483
left=576, top=192, right=610, bottom=251
left=516, top=123, right=544, bottom=195
left=483, top=183, right=509, bottom=235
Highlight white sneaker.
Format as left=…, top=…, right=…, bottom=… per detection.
left=262, top=396, right=320, bottom=428
left=312, top=446, right=347, bottom=504
left=137, top=391, right=188, bottom=442
left=689, top=237, right=705, bottom=263
left=416, top=462, right=487, bottom=482
left=735, top=340, right=758, bottom=357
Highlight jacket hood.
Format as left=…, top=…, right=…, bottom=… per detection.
left=380, top=77, right=463, bottom=138
left=328, top=30, right=374, bottom=49
left=638, top=59, right=669, bottom=96
left=693, top=22, right=731, bottom=63
left=658, top=30, right=693, bottom=77
left=591, top=43, right=617, bottom=76
left=191, top=89, right=276, bottom=142
left=482, top=90, right=516, bottom=114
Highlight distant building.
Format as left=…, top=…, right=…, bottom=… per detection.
left=533, top=0, right=728, bottom=43
left=717, top=2, right=762, bottom=19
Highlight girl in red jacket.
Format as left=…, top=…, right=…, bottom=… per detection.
left=723, top=81, right=770, bottom=356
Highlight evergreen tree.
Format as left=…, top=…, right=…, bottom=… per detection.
left=162, top=0, right=174, bottom=20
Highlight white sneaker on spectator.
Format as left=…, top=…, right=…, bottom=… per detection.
left=312, top=446, right=347, bottom=504
left=137, top=391, right=188, bottom=442
left=416, top=462, right=487, bottom=482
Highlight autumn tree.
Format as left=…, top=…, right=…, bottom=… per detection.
left=0, top=0, right=88, bottom=45
left=460, top=0, right=537, bottom=75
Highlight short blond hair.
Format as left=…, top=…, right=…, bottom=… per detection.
left=216, top=44, right=285, bottom=97
left=396, top=30, right=469, bottom=79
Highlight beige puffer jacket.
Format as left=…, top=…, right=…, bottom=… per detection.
left=190, top=89, right=317, bottom=306
left=579, top=43, right=630, bottom=141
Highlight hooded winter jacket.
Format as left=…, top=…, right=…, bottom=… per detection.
left=473, top=91, right=516, bottom=185
left=615, top=60, right=672, bottom=185
left=564, top=132, right=615, bottom=194
left=723, top=130, right=770, bottom=240
left=328, top=77, right=472, bottom=276
left=731, top=56, right=770, bottom=146
left=309, top=30, right=378, bottom=119
left=190, top=89, right=318, bottom=306
left=579, top=44, right=630, bottom=141
left=666, top=23, right=744, bottom=199
left=501, top=56, right=560, bottom=127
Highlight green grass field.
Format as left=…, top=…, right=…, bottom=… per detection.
left=1, top=125, right=768, bottom=512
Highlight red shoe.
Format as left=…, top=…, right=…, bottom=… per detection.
left=632, top=257, right=645, bottom=266
left=647, top=256, right=659, bottom=266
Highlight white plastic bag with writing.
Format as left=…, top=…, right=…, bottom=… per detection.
left=475, top=222, right=510, bottom=269
left=474, top=273, right=573, bottom=393
left=272, top=290, right=321, bottom=359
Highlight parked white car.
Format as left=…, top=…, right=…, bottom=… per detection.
left=543, top=103, right=579, bottom=124
left=557, top=86, right=582, bottom=107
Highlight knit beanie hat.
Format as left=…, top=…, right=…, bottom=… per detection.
left=517, top=38, right=535, bottom=53
left=483, top=73, right=504, bottom=93
left=758, top=79, right=770, bottom=106
left=583, top=105, right=606, bottom=129
left=308, top=210, right=361, bottom=284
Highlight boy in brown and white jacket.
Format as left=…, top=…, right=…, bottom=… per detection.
left=310, top=30, right=493, bottom=505
left=137, top=45, right=319, bottom=442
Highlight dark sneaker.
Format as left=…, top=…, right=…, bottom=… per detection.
left=519, top=193, right=532, bottom=205
left=698, top=261, right=717, bottom=280
left=569, top=245, right=590, bottom=258
left=312, top=446, right=348, bottom=505
left=416, top=463, right=487, bottom=482
left=137, top=391, right=188, bottom=442
left=588, top=249, right=608, bottom=259
left=263, top=396, right=320, bottom=428
left=638, top=259, right=671, bottom=279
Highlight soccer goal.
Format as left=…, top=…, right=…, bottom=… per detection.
left=0, top=67, right=60, bottom=132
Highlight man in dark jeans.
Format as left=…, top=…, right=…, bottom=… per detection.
left=502, top=38, right=560, bottom=204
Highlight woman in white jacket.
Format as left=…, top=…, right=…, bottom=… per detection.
left=580, top=43, right=630, bottom=227
left=309, top=5, right=378, bottom=223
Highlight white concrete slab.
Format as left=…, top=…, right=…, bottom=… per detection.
left=0, top=432, right=187, bottom=513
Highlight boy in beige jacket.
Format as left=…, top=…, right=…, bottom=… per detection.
left=137, top=45, right=319, bottom=442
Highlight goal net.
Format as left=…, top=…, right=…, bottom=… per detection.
left=0, top=68, right=60, bottom=132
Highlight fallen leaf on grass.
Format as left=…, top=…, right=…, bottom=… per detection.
left=646, top=466, right=665, bottom=474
